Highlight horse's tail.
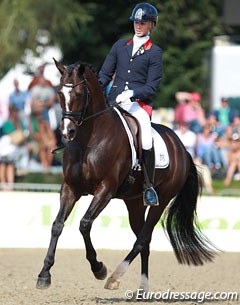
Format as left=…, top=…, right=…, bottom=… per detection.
left=162, top=153, right=216, bottom=265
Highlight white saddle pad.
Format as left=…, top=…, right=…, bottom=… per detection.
left=152, top=127, right=169, bottom=168
left=114, top=107, right=169, bottom=169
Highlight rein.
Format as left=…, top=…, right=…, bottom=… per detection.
left=52, top=101, right=119, bottom=155
left=67, top=104, right=118, bottom=126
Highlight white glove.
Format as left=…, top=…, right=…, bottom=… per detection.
left=116, top=90, right=134, bottom=104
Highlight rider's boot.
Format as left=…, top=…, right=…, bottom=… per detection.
left=142, top=147, right=159, bottom=206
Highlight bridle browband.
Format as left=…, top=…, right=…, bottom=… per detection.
left=59, top=72, right=117, bottom=127
left=62, top=78, right=86, bottom=89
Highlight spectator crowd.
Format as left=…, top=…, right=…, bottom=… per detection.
left=0, top=64, right=62, bottom=190
left=173, top=91, right=240, bottom=193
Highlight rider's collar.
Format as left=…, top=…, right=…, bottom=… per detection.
left=127, top=36, right=152, bottom=50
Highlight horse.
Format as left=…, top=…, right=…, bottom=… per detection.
left=36, top=59, right=215, bottom=293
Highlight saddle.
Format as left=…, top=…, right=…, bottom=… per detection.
left=117, top=107, right=142, bottom=163
left=115, top=107, right=169, bottom=170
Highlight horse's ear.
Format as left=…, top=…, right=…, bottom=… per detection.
left=53, top=57, right=65, bottom=75
left=78, top=64, right=85, bottom=76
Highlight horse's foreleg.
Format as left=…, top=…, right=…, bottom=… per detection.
left=105, top=204, right=165, bottom=291
left=36, top=184, right=78, bottom=289
left=79, top=184, right=113, bottom=280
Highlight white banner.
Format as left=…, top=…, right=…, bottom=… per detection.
left=0, top=192, right=239, bottom=251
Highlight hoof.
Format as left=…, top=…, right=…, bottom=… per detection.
left=93, top=263, right=107, bottom=280
left=104, top=276, right=120, bottom=290
left=36, top=276, right=51, bottom=289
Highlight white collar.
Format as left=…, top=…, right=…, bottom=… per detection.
left=132, top=35, right=150, bottom=56
left=133, top=34, right=150, bottom=45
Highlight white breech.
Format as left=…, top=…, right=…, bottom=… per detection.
left=119, top=100, right=152, bottom=150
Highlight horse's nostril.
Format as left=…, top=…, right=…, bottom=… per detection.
left=68, top=129, right=75, bottom=139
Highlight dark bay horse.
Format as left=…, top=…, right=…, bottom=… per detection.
left=36, top=59, right=215, bottom=292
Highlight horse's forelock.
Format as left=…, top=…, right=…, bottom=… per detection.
left=66, top=61, right=97, bottom=79
left=67, top=64, right=75, bottom=77
left=75, top=62, right=96, bottom=78
left=77, top=64, right=85, bottom=77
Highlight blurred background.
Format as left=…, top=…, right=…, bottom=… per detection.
left=0, top=0, right=239, bottom=108
left=0, top=0, right=240, bottom=194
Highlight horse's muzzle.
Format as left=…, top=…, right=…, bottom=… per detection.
left=61, top=119, right=76, bottom=141
left=61, top=126, right=76, bottom=141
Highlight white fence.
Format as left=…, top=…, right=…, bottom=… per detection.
left=0, top=192, right=239, bottom=251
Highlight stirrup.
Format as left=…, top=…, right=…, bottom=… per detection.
left=143, top=186, right=159, bottom=206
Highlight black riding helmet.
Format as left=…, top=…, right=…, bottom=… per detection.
left=129, top=2, right=158, bottom=25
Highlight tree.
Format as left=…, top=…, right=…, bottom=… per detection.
left=0, top=0, right=91, bottom=77
left=61, top=1, right=132, bottom=69
left=150, top=0, right=240, bottom=108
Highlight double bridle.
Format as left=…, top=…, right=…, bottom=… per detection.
left=59, top=73, right=116, bottom=127
left=52, top=70, right=119, bottom=153
left=59, top=75, right=91, bottom=126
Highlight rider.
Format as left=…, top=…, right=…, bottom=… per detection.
left=98, top=2, right=163, bottom=206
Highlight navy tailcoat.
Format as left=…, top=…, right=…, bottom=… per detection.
left=98, top=38, right=163, bottom=106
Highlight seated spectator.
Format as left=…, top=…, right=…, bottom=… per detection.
left=195, top=123, right=223, bottom=170
left=174, top=92, right=190, bottom=123
left=206, top=112, right=225, bottom=137
left=174, top=91, right=206, bottom=134
left=0, top=135, right=16, bottom=190
left=225, top=115, right=240, bottom=141
left=0, top=106, right=29, bottom=190
left=1, top=105, right=27, bottom=138
left=206, top=112, right=229, bottom=171
left=224, top=136, right=240, bottom=187
left=186, top=92, right=206, bottom=134
left=29, top=113, right=56, bottom=172
left=174, top=120, right=197, bottom=158
left=0, top=97, right=9, bottom=132
left=223, top=116, right=240, bottom=186
left=213, top=97, right=236, bottom=130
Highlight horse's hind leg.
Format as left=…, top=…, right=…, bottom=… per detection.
left=36, top=183, right=79, bottom=289
left=126, top=199, right=150, bottom=292
left=105, top=198, right=148, bottom=290
left=105, top=203, right=166, bottom=291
